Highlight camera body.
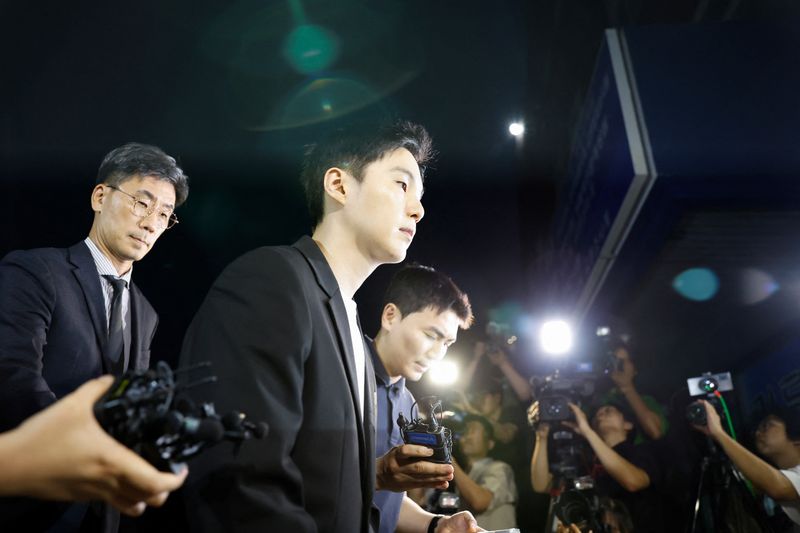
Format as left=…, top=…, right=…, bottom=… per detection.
left=398, top=396, right=453, bottom=464
left=534, top=369, right=596, bottom=423
left=554, top=486, right=605, bottom=533
left=684, top=371, right=732, bottom=427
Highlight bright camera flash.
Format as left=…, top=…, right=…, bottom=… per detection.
left=539, top=320, right=573, bottom=355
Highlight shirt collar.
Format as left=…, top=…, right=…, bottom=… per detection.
left=367, top=336, right=406, bottom=390
left=84, top=237, right=132, bottom=284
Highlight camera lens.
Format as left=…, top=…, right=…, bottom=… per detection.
left=686, top=401, right=707, bottom=426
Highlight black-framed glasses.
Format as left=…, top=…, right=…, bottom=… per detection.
left=105, top=184, right=179, bottom=230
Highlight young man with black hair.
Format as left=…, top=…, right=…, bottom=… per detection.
left=0, top=142, right=189, bottom=532
left=179, top=121, right=464, bottom=533
left=369, top=264, right=481, bottom=533
left=694, top=403, right=800, bottom=529
left=530, top=400, right=664, bottom=532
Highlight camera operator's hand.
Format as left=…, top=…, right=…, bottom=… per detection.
left=556, top=523, right=583, bottom=533
left=563, top=402, right=593, bottom=437
left=435, top=510, right=485, bottom=532
left=472, top=341, right=487, bottom=360
left=376, top=444, right=454, bottom=492
left=610, top=347, right=636, bottom=390
left=486, top=345, right=509, bottom=367
left=692, top=399, right=725, bottom=439
left=527, top=401, right=551, bottom=439
left=0, top=376, right=188, bottom=516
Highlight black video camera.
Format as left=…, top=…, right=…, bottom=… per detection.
left=554, top=487, right=604, bottom=533
left=534, top=369, right=596, bottom=423
left=94, top=361, right=268, bottom=473
left=397, top=396, right=453, bottom=464
left=685, top=371, right=732, bottom=427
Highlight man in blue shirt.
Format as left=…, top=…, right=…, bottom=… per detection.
left=369, top=265, right=479, bottom=533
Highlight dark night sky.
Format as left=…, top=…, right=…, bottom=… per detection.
left=1, top=0, right=542, bottom=370
left=3, top=0, right=800, bottom=400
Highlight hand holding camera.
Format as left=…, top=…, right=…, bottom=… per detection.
left=376, top=444, right=454, bottom=492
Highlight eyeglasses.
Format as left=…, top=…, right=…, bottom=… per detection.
left=105, top=184, right=179, bottom=230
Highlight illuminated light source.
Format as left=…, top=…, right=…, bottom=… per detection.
left=508, top=122, right=525, bottom=137
left=672, top=268, right=720, bottom=302
left=428, top=359, right=459, bottom=385
left=539, top=320, right=573, bottom=355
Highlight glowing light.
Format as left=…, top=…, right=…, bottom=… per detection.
left=509, top=122, right=525, bottom=136
left=672, top=268, right=719, bottom=301
left=282, top=24, right=339, bottom=74
left=428, top=359, right=459, bottom=385
left=738, top=268, right=779, bottom=305
left=539, top=320, right=573, bottom=355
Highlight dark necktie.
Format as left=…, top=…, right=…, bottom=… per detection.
left=103, top=275, right=126, bottom=374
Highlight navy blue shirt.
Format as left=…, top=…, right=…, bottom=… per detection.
left=368, top=336, right=416, bottom=533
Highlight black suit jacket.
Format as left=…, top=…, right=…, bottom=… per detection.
left=0, top=241, right=158, bottom=531
left=179, top=236, right=378, bottom=533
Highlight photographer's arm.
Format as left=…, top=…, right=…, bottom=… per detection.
left=612, top=349, right=663, bottom=440
left=460, top=342, right=486, bottom=391
left=0, top=376, right=186, bottom=515
left=486, top=346, right=532, bottom=403
left=567, top=404, right=650, bottom=492
left=452, top=460, right=493, bottom=513
left=618, top=384, right=664, bottom=440
left=696, top=401, right=798, bottom=501
left=529, top=402, right=553, bottom=493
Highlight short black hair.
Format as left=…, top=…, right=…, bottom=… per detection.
left=463, top=414, right=494, bottom=442
left=382, top=264, right=473, bottom=327
left=300, top=119, right=434, bottom=228
left=760, top=409, right=800, bottom=441
left=97, top=142, right=189, bottom=206
left=591, top=400, right=636, bottom=431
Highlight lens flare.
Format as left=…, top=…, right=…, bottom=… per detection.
left=672, top=268, right=719, bottom=301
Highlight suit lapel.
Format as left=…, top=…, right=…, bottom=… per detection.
left=326, top=295, right=364, bottom=432
left=293, top=237, right=371, bottom=488
left=67, top=242, right=112, bottom=373
left=128, top=284, right=145, bottom=371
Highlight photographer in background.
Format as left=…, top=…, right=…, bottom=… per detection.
left=452, top=414, right=518, bottom=530
left=464, top=339, right=533, bottom=403
left=693, top=402, right=800, bottom=530
left=530, top=399, right=665, bottom=532
left=601, top=343, right=668, bottom=442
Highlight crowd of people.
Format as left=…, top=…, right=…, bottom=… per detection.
left=0, top=122, right=797, bottom=533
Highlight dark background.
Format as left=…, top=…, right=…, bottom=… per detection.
left=2, top=0, right=799, bottom=412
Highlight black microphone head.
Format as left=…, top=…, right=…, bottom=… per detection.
left=251, top=422, right=269, bottom=439
left=192, top=419, right=225, bottom=443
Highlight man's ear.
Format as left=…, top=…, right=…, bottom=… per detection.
left=623, top=421, right=634, bottom=432
left=381, top=303, right=402, bottom=331
left=90, top=184, right=107, bottom=212
left=322, top=167, right=349, bottom=207
left=488, top=438, right=495, bottom=451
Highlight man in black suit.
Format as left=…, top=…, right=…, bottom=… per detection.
left=179, top=121, right=471, bottom=533
left=0, top=142, right=189, bottom=530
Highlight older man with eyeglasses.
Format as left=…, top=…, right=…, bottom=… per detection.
left=0, top=142, right=189, bottom=533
